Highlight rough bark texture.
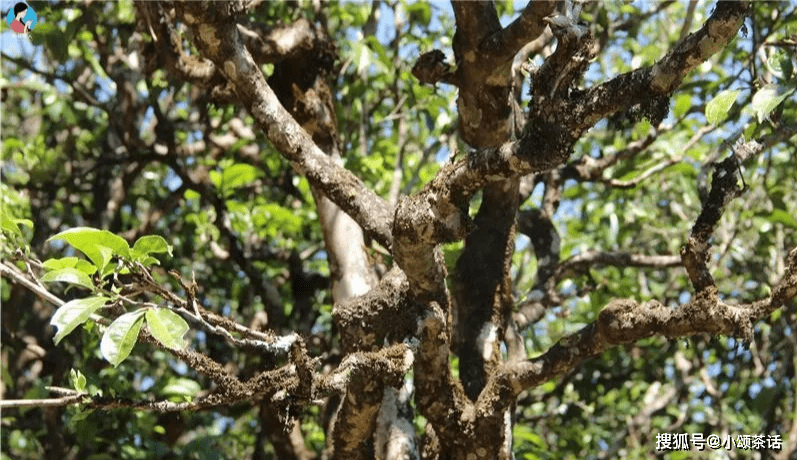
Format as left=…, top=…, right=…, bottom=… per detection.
left=14, top=2, right=797, bottom=460
left=169, top=1, right=769, bottom=458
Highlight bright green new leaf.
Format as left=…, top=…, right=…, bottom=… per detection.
left=209, top=169, right=222, bottom=189
left=136, top=255, right=159, bottom=266
left=145, top=308, right=189, bottom=350
left=48, top=227, right=131, bottom=271
left=42, top=257, right=97, bottom=275
left=1, top=214, right=21, bottom=237
left=767, top=209, right=797, bottom=229
left=40, top=267, right=95, bottom=290
left=183, top=189, right=201, bottom=201
left=253, top=203, right=302, bottom=237
left=42, top=256, right=78, bottom=270
left=97, top=245, right=116, bottom=278
left=220, top=163, right=260, bottom=195
left=673, top=93, right=693, bottom=118
left=161, top=377, right=201, bottom=397
left=50, top=296, right=110, bottom=344
left=750, top=83, right=794, bottom=123
left=100, top=309, right=146, bottom=367
left=1, top=213, right=32, bottom=238
left=705, top=89, right=740, bottom=125
left=132, top=235, right=173, bottom=264
left=70, top=368, right=87, bottom=393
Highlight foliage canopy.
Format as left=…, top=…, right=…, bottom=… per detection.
left=1, top=1, right=796, bottom=459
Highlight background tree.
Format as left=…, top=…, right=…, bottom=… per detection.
left=2, top=1, right=796, bottom=459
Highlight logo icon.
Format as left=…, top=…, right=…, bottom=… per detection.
left=6, top=2, right=37, bottom=35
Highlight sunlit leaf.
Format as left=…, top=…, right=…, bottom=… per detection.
left=48, top=227, right=131, bottom=271
left=145, top=308, right=189, bottom=350
left=767, top=209, right=797, bottom=229
left=750, top=83, right=794, bottom=123
left=220, top=163, right=260, bottom=195
left=40, top=267, right=95, bottom=290
left=42, top=257, right=96, bottom=275
left=132, top=235, right=173, bottom=264
left=50, top=296, right=110, bottom=344
left=705, top=89, right=740, bottom=125
left=70, top=368, right=87, bottom=393
left=353, top=41, right=371, bottom=76
left=161, top=377, right=200, bottom=397
left=1, top=214, right=22, bottom=238
left=673, top=93, right=693, bottom=118
left=100, top=309, right=146, bottom=367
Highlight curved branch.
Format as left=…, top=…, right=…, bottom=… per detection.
left=478, top=245, right=797, bottom=416
left=175, top=3, right=394, bottom=251
left=557, top=251, right=682, bottom=275
left=577, top=1, right=749, bottom=129
left=494, top=1, right=558, bottom=60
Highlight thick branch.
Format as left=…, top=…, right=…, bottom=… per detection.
left=577, top=1, right=749, bottom=128
left=333, top=267, right=415, bottom=353
left=175, top=3, right=394, bottom=251
left=413, top=302, right=468, bottom=441
left=401, top=2, right=750, bottom=259
left=494, top=1, right=558, bottom=60
left=322, top=344, right=414, bottom=460
left=479, top=249, right=797, bottom=416
left=681, top=155, right=744, bottom=292
left=454, top=179, right=519, bottom=401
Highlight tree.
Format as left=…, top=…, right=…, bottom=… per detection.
left=2, top=0, right=796, bottom=459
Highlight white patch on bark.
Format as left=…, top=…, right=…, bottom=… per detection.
left=478, top=322, right=498, bottom=362
left=374, top=381, right=418, bottom=460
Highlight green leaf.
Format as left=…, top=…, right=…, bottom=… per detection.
left=353, top=41, right=371, bottom=76
left=406, top=2, right=432, bottom=26
left=40, top=267, right=95, bottom=290
left=780, top=56, right=793, bottom=80
left=1, top=213, right=29, bottom=238
left=209, top=170, right=222, bottom=189
left=768, top=50, right=793, bottom=80
left=42, top=257, right=97, bottom=275
left=161, top=377, right=200, bottom=397
left=251, top=203, right=302, bottom=237
left=48, top=227, right=131, bottom=271
left=361, top=154, right=384, bottom=173
left=100, top=309, right=146, bottom=367
left=751, top=83, right=794, bottom=123
left=220, top=163, right=260, bottom=196
left=184, top=189, right=201, bottom=201
left=145, top=308, right=189, bottom=350
left=50, top=296, right=110, bottom=345
left=767, top=209, right=797, bottom=229
left=705, top=89, right=740, bottom=125
left=673, top=93, right=693, bottom=118
left=132, top=235, right=173, bottom=264
left=137, top=256, right=160, bottom=267
left=97, top=245, right=116, bottom=278
left=70, top=368, right=87, bottom=393
left=669, top=162, right=698, bottom=177
left=42, top=257, right=77, bottom=270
